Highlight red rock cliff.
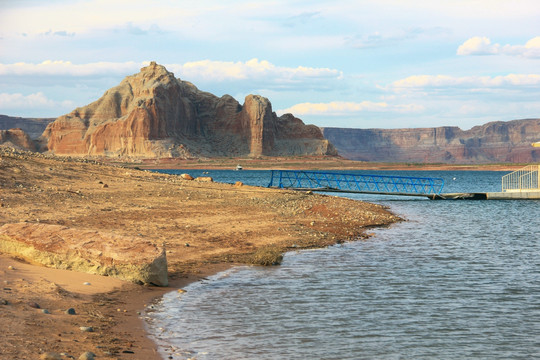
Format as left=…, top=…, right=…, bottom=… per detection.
left=41, top=62, right=336, bottom=158
left=322, top=119, right=540, bottom=163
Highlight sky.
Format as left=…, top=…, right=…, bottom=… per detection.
left=1, top=0, right=540, bottom=130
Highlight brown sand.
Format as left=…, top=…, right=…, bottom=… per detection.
left=0, top=148, right=401, bottom=359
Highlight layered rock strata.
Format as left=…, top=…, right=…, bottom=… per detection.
left=42, top=62, right=336, bottom=158
left=322, top=119, right=540, bottom=163
left=0, top=223, right=168, bottom=286
left=0, top=115, right=54, bottom=139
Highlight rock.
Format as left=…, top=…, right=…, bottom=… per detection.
left=41, top=62, right=335, bottom=159
left=322, top=118, right=540, bottom=163
left=28, top=301, right=40, bottom=309
left=1, top=299, right=8, bottom=305
left=78, top=351, right=96, bottom=360
left=0, top=115, right=54, bottom=138
left=65, top=307, right=76, bottom=315
left=40, top=352, right=62, bottom=360
left=79, top=326, right=94, bottom=332
left=234, top=181, right=243, bottom=187
left=195, top=176, right=213, bottom=182
left=7, top=265, right=14, bottom=270
left=41, top=309, right=51, bottom=314
left=180, top=173, right=194, bottom=180
left=0, top=128, right=37, bottom=152
left=0, top=223, right=169, bottom=286
left=102, top=183, right=109, bottom=188
left=83, top=282, right=91, bottom=286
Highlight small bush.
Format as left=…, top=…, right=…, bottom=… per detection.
left=247, top=246, right=284, bottom=266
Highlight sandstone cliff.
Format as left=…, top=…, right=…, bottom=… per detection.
left=41, top=62, right=336, bottom=158
left=0, top=115, right=54, bottom=139
left=322, top=119, right=540, bottom=163
left=0, top=128, right=37, bottom=152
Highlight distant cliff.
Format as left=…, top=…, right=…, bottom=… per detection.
left=40, top=62, right=336, bottom=158
left=0, top=128, right=37, bottom=151
left=0, top=115, right=54, bottom=139
left=322, top=119, right=540, bottom=163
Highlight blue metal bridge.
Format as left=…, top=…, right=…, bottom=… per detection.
left=268, top=170, right=445, bottom=198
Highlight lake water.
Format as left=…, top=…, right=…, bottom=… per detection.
left=146, top=170, right=540, bottom=359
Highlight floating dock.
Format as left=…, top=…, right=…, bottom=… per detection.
left=430, top=191, right=540, bottom=200
left=268, top=168, right=540, bottom=200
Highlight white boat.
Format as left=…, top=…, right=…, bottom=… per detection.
left=235, top=164, right=243, bottom=171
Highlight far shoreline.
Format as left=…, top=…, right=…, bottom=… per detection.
left=116, top=156, right=525, bottom=172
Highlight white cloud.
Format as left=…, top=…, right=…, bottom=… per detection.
left=0, top=60, right=141, bottom=77
left=0, top=59, right=343, bottom=92
left=277, top=101, right=424, bottom=116
left=456, top=36, right=499, bottom=56
left=391, top=74, right=540, bottom=90
left=167, top=58, right=343, bottom=83
left=457, top=36, right=540, bottom=58
left=0, top=92, right=74, bottom=110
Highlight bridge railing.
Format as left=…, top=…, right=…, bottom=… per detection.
left=268, top=170, right=444, bottom=195
left=502, top=165, right=540, bottom=192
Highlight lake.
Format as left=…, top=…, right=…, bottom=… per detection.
left=146, top=170, right=540, bottom=359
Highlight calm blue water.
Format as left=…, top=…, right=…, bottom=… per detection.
left=146, top=170, right=540, bottom=359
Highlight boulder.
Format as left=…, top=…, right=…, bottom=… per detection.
left=0, top=223, right=168, bottom=286
left=195, top=176, right=213, bottom=182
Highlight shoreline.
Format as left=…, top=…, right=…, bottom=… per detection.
left=0, top=254, right=233, bottom=359
left=123, top=156, right=525, bottom=172
left=1, top=148, right=402, bottom=358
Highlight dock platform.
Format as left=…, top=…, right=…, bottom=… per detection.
left=268, top=169, right=540, bottom=200
left=431, top=192, right=540, bottom=200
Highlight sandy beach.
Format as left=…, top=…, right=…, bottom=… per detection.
left=0, top=148, right=402, bottom=359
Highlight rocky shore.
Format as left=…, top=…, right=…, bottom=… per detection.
left=0, top=147, right=401, bottom=359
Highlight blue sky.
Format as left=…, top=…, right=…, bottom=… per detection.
left=1, top=0, right=539, bottom=129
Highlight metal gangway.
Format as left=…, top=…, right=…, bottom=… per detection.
left=268, top=170, right=444, bottom=197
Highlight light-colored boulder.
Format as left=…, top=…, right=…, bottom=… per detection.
left=0, top=223, right=168, bottom=286
left=180, top=173, right=194, bottom=180
left=195, top=176, right=213, bottom=182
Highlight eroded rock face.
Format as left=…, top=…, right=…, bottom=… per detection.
left=0, top=115, right=54, bottom=139
left=0, top=223, right=168, bottom=286
left=42, top=62, right=335, bottom=158
left=0, top=128, right=37, bottom=152
left=322, top=119, right=540, bottom=163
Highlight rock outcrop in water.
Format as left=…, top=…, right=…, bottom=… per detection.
left=40, top=62, right=336, bottom=158
left=322, top=119, right=540, bottom=163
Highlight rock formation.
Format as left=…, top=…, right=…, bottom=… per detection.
left=41, top=62, right=336, bottom=158
left=0, top=115, right=54, bottom=139
left=322, top=119, right=540, bottom=163
left=0, top=128, right=37, bottom=152
left=0, top=223, right=168, bottom=286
